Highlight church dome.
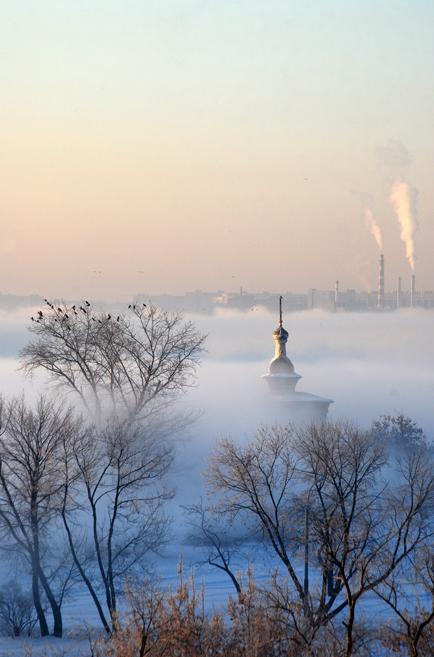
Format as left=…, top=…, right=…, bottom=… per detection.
left=268, top=352, right=295, bottom=375
left=273, top=325, right=289, bottom=340
left=268, top=316, right=294, bottom=375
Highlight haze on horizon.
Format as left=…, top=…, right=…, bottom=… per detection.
left=1, top=0, right=434, bottom=300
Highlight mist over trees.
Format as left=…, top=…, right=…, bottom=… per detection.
left=0, top=302, right=431, bottom=657
left=0, top=396, right=82, bottom=637
left=188, top=421, right=434, bottom=657
left=371, top=414, right=428, bottom=451
left=21, top=302, right=205, bottom=421
left=0, top=301, right=205, bottom=639
left=60, top=419, right=174, bottom=633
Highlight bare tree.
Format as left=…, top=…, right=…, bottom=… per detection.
left=0, top=580, right=38, bottom=637
left=21, top=301, right=205, bottom=421
left=0, top=396, right=83, bottom=637
left=185, top=500, right=248, bottom=597
left=21, top=300, right=205, bottom=631
left=206, top=425, right=322, bottom=645
left=60, top=418, right=174, bottom=633
left=371, top=414, right=428, bottom=451
left=375, top=538, right=434, bottom=656
left=206, top=421, right=434, bottom=656
left=20, top=300, right=205, bottom=632
left=295, top=423, right=433, bottom=657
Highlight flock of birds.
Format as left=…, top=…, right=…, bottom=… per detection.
left=30, top=301, right=147, bottom=327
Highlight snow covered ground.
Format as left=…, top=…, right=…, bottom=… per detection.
left=0, top=637, right=89, bottom=656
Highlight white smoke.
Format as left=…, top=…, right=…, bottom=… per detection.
left=389, top=179, right=418, bottom=272
left=364, top=207, right=383, bottom=252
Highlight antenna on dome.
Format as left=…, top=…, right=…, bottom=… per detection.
left=279, top=295, right=283, bottom=328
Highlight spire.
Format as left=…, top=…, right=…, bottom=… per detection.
left=273, top=296, right=288, bottom=341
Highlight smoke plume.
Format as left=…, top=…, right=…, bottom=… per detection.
left=364, top=208, right=383, bottom=252
left=389, top=180, right=418, bottom=271
left=376, top=139, right=411, bottom=172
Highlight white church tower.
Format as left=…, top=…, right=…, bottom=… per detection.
left=262, top=296, right=333, bottom=423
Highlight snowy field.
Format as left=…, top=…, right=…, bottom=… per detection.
left=0, top=306, right=433, bottom=654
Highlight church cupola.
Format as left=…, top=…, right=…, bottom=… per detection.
left=264, top=296, right=301, bottom=395
left=262, top=296, right=333, bottom=422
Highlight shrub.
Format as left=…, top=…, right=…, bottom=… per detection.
left=0, top=580, right=38, bottom=637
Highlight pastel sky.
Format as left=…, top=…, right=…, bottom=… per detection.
left=1, top=0, right=433, bottom=299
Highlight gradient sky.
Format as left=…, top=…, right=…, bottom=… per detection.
left=1, top=0, right=434, bottom=299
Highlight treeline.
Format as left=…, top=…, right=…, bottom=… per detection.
left=95, top=417, right=433, bottom=657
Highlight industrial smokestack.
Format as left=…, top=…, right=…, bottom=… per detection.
left=334, top=280, right=339, bottom=308
left=377, top=254, right=385, bottom=309
left=396, top=276, right=402, bottom=309
left=309, top=288, right=316, bottom=310
left=410, top=274, right=416, bottom=307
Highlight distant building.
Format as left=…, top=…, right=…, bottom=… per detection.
left=262, top=297, right=333, bottom=423
left=307, top=288, right=335, bottom=311
left=422, top=290, right=434, bottom=308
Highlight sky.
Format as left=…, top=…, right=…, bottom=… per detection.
left=1, top=1, right=434, bottom=300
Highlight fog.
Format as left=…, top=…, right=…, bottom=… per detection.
left=1, top=304, right=433, bottom=442
left=2, top=305, right=432, bottom=515
left=147, top=307, right=432, bottom=521
left=186, top=306, right=434, bottom=431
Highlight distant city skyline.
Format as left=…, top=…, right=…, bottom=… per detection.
left=1, top=274, right=433, bottom=316
left=1, top=1, right=433, bottom=300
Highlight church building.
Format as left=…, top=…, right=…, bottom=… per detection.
left=262, top=297, right=333, bottom=423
